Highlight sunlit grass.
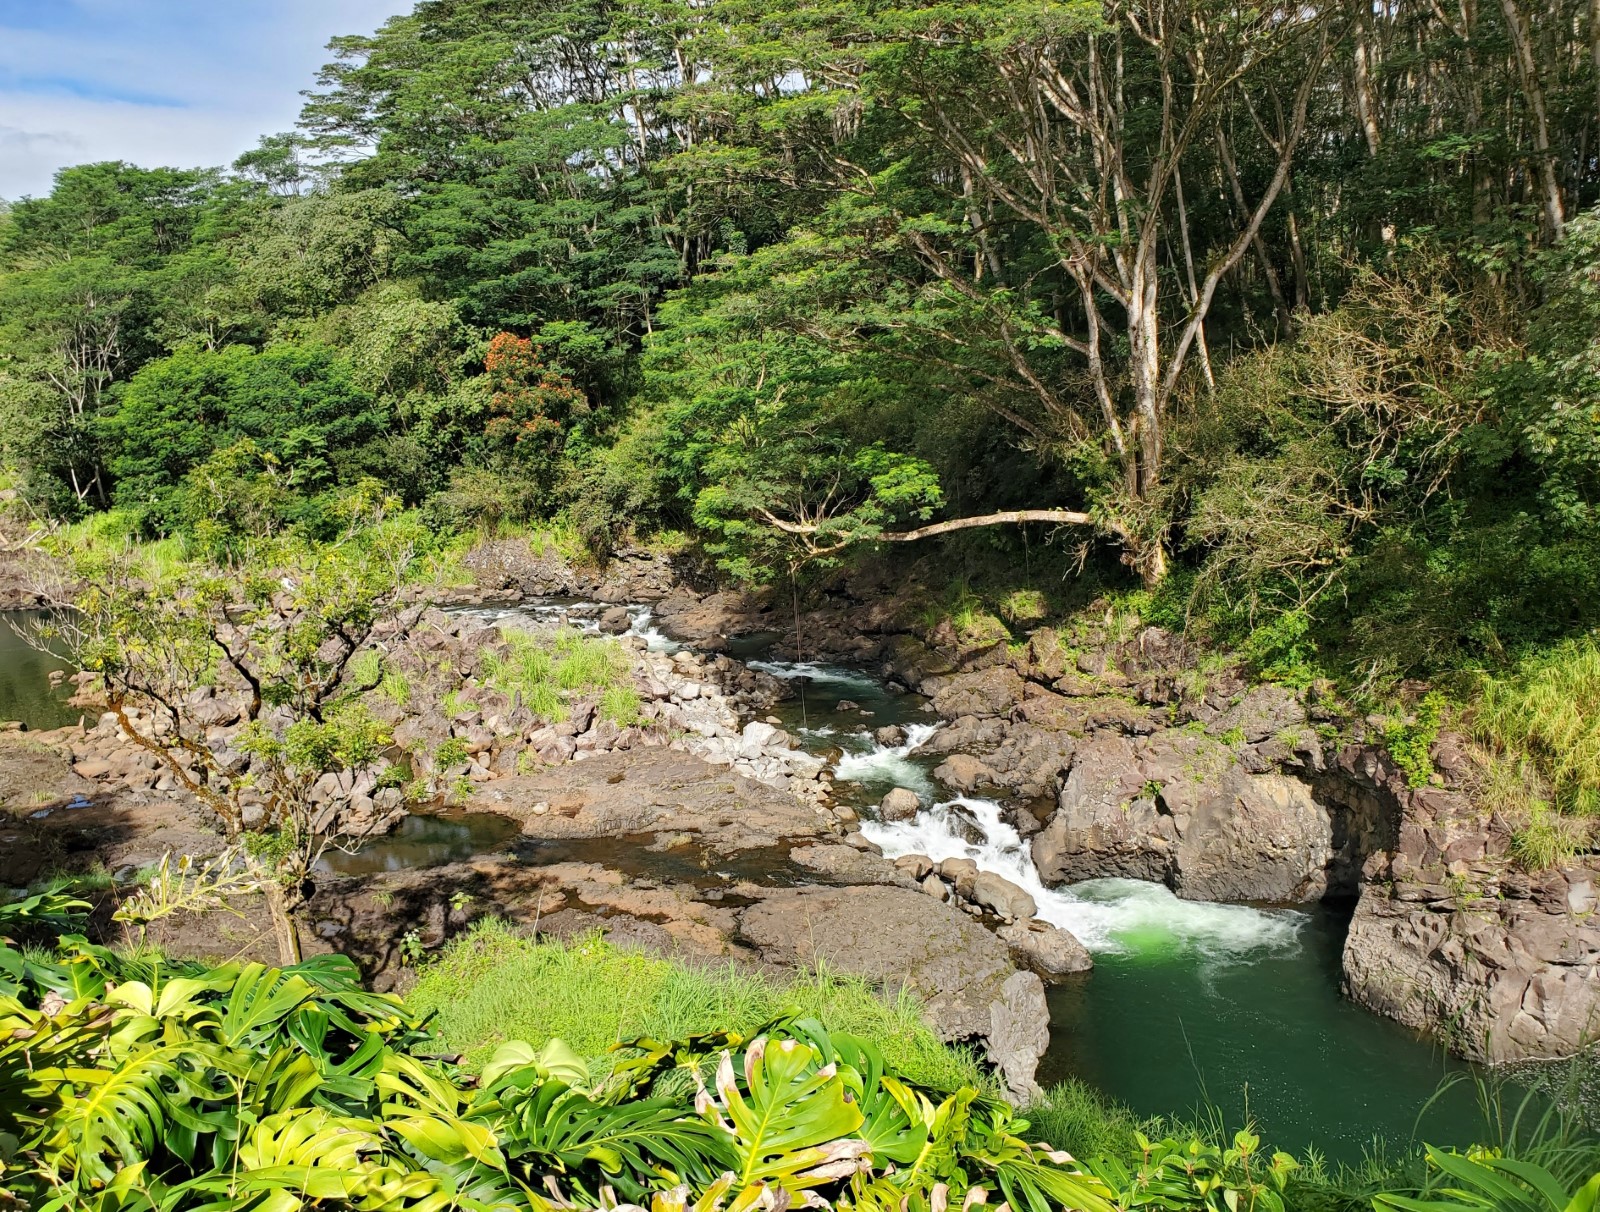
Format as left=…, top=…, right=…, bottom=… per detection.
left=478, top=627, right=634, bottom=725
left=406, top=920, right=990, bottom=1094
left=1476, top=636, right=1600, bottom=817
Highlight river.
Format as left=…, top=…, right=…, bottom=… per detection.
left=0, top=601, right=1493, bottom=1159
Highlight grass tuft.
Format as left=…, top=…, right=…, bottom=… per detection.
left=405, top=920, right=989, bottom=1093
left=1476, top=637, right=1600, bottom=817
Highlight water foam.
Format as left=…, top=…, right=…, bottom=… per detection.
left=832, top=723, right=942, bottom=800
left=626, top=607, right=680, bottom=652
left=862, top=796, right=1304, bottom=959
left=747, top=660, right=884, bottom=693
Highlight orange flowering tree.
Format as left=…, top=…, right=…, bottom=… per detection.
left=483, top=332, right=586, bottom=493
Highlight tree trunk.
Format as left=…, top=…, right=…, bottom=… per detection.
left=264, top=882, right=303, bottom=966
left=1498, top=0, right=1565, bottom=239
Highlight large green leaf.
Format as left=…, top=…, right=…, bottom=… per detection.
left=707, top=1036, right=869, bottom=1194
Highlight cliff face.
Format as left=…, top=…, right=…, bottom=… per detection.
left=1323, top=743, right=1600, bottom=1063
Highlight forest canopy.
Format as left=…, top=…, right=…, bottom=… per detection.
left=1, top=0, right=1597, bottom=693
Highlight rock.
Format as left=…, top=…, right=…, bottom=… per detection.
left=737, top=884, right=1049, bottom=1101
left=875, top=725, right=907, bottom=747
left=1209, top=685, right=1306, bottom=744
left=598, top=606, right=633, bottom=634
left=937, top=857, right=979, bottom=899
left=934, top=753, right=998, bottom=793
left=894, top=853, right=934, bottom=880
left=880, top=787, right=923, bottom=822
left=835, top=699, right=861, bottom=712
left=923, top=667, right=1028, bottom=719
left=1032, top=730, right=1333, bottom=902
left=985, top=970, right=1051, bottom=1103
left=968, top=871, right=1037, bottom=921
left=1343, top=874, right=1600, bottom=1063
left=997, top=918, right=1093, bottom=979
left=920, top=873, right=949, bottom=901
left=72, top=759, right=113, bottom=779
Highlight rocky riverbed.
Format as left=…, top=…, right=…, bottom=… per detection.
left=4, top=538, right=1598, bottom=1105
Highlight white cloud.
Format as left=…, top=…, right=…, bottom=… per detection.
left=0, top=0, right=403, bottom=200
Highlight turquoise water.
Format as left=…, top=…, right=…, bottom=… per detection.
left=1038, top=898, right=1485, bottom=1161
left=756, top=656, right=1494, bottom=1163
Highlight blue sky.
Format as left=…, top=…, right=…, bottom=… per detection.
left=0, top=0, right=404, bottom=200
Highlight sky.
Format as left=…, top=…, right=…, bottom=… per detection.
left=0, top=0, right=405, bottom=201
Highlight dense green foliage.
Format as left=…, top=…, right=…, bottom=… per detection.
left=2, top=1, right=1598, bottom=817
left=5, top=894, right=1599, bottom=1212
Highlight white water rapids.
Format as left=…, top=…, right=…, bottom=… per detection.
left=817, top=702, right=1304, bottom=961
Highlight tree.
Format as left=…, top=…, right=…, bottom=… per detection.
left=693, top=0, right=1332, bottom=585
left=33, top=511, right=422, bottom=963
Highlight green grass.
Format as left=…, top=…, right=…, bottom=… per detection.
left=478, top=627, right=633, bottom=724
left=405, top=920, right=990, bottom=1094
left=1477, top=637, right=1600, bottom=817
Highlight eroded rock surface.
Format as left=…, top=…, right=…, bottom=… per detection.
left=1031, top=731, right=1333, bottom=903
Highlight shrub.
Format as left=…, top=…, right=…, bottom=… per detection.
left=1386, top=691, right=1447, bottom=789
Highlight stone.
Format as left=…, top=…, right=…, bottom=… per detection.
left=880, top=787, right=923, bottom=822
left=937, top=857, right=979, bottom=899
left=1343, top=875, right=1600, bottom=1063
left=598, top=606, right=633, bottom=634
left=72, top=759, right=112, bottom=779
left=934, top=753, right=998, bottom=793
left=997, top=918, right=1093, bottom=979
left=1031, top=730, right=1333, bottom=903
left=894, top=853, right=934, bottom=880
left=875, top=725, right=907, bottom=747
left=737, top=884, right=1048, bottom=1100
left=968, top=871, right=1037, bottom=921
left=920, top=873, right=949, bottom=901
left=985, top=970, right=1050, bottom=1103
left=923, top=667, right=1028, bottom=719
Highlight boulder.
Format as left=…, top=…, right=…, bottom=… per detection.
left=893, top=852, right=934, bottom=880
left=880, top=787, right=923, bottom=822
left=598, top=606, right=633, bottom=634
left=997, top=918, right=1094, bottom=979
left=1343, top=874, right=1600, bottom=1063
left=737, top=884, right=1050, bottom=1100
left=934, top=753, right=998, bottom=793
left=937, top=857, right=979, bottom=897
left=968, top=871, right=1038, bottom=921
left=923, top=667, right=1029, bottom=719
left=1031, top=730, right=1333, bottom=902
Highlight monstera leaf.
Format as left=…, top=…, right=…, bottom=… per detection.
left=494, top=1079, right=735, bottom=1203
left=704, top=1036, right=870, bottom=1194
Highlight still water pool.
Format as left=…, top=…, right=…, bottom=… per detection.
left=0, top=610, right=79, bottom=731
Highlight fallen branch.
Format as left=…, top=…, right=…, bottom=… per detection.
left=755, top=506, right=1119, bottom=559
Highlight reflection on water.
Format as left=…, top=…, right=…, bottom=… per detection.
left=0, top=611, right=79, bottom=731
left=317, top=812, right=522, bottom=876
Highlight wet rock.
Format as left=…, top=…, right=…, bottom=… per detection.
left=598, top=606, right=633, bottom=634
left=997, top=918, right=1093, bottom=979
left=880, top=787, right=923, bottom=822
left=875, top=725, right=907, bottom=747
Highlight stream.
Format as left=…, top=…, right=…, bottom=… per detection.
left=0, top=602, right=1493, bottom=1159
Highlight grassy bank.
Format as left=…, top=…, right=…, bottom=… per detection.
left=405, top=919, right=989, bottom=1093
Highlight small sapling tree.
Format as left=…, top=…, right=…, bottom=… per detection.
left=34, top=494, right=423, bottom=962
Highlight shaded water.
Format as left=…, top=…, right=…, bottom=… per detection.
left=0, top=610, right=79, bottom=731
